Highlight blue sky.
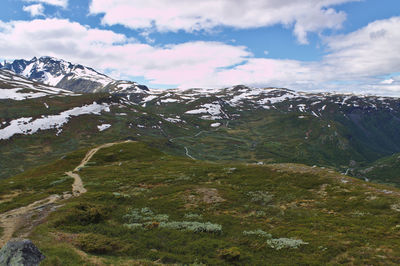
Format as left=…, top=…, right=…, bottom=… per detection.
left=0, top=0, right=399, bottom=95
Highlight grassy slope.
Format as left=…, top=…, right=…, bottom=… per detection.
left=149, top=99, right=400, bottom=171
left=1, top=142, right=400, bottom=264
left=0, top=94, right=192, bottom=180
left=355, top=153, right=400, bottom=187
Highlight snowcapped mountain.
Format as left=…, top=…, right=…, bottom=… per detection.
left=0, top=69, right=76, bottom=100
left=0, top=56, right=149, bottom=94
left=141, top=85, right=400, bottom=120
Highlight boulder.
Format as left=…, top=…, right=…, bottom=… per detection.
left=0, top=239, right=45, bottom=266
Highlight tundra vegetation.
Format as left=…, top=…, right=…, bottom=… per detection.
left=1, top=142, right=400, bottom=264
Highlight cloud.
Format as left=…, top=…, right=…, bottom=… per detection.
left=0, top=19, right=126, bottom=62
left=381, top=78, right=394, bottom=85
left=0, top=17, right=399, bottom=95
left=23, top=4, right=44, bottom=17
left=207, top=16, right=400, bottom=95
left=89, top=0, right=357, bottom=44
left=0, top=18, right=250, bottom=87
left=23, top=0, right=67, bottom=8
left=322, top=17, right=400, bottom=81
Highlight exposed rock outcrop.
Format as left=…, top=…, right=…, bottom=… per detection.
left=0, top=239, right=45, bottom=266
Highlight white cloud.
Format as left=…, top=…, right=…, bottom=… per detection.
left=323, top=17, right=400, bottom=80
left=23, top=0, right=67, bottom=8
left=89, top=0, right=357, bottom=44
left=381, top=78, right=394, bottom=85
left=0, top=19, right=128, bottom=61
left=0, top=17, right=399, bottom=95
left=207, top=16, right=400, bottom=94
left=0, top=18, right=250, bottom=87
left=23, top=4, right=44, bottom=17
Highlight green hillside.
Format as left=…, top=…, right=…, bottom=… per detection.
left=1, top=142, right=400, bottom=264
left=355, top=153, right=400, bottom=187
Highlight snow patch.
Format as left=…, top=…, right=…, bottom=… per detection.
left=0, top=89, right=47, bottom=100
left=298, top=104, right=306, bottom=112
left=160, top=98, right=179, bottom=103
left=185, top=103, right=223, bottom=120
left=164, top=117, right=182, bottom=123
left=97, top=124, right=111, bottom=131
left=0, top=102, right=110, bottom=140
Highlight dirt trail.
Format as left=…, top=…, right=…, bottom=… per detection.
left=0, top=140, right=132, bottom=247
left=0, top=195, right=60, bottom=247
left=65, top=141, right=132, bottom=196
left=65, top=171, right=87, bottom=196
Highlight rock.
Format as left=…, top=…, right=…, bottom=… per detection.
left=0, top=239, right=45, bottom=266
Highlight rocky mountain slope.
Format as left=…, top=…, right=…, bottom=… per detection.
left=0, top=57, right=148, bottom=93
left=0, top=69, right=75, bottom=100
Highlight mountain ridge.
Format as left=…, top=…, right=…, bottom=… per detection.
left=0, top=56, right=149, bottom=94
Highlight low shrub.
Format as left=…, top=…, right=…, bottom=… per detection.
left=77, top=233, right=125, bottom=255
left=367, top=198, right=391, bottom=210
left=159, top=221, right=222, bottom=234
left=124, top=207, right=169, bottom=223
left=184, top=213, right=203, bottom=220
left=53, top=203, right=111, bottom=227
left=218, top=247, right=241, bottom=262
left=123, top=223, right=143, bottom=230
left=247, top=191, right=273, bottom=205
left=123, top=207, right=221, bottom=233
left=243, top=229, right=272, bottom=238
left=266, top=238, right=308, bottom=250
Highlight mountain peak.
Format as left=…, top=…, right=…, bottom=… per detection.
left=0, top=56, right=148, bottom=94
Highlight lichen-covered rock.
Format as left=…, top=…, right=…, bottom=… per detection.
left=0, top=239, right=45, bottom=266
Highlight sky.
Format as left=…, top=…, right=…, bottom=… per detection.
left=0, top=0, right=399, bottom=95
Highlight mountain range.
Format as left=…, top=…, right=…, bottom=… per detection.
left=0, top=56, right=149, bottom=94
left=1, top=56, right=400, bottom=264
left=1, top=58, right=400, bottom=183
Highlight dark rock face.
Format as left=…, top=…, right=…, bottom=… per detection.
left=137, top=85, right=149, bottom=91
left=0, top=239, right=45, bottom=266
left=57, top=75, right=104, bottom=93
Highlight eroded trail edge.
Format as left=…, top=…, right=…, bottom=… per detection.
left=0, top=140, right=132, bottom=247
